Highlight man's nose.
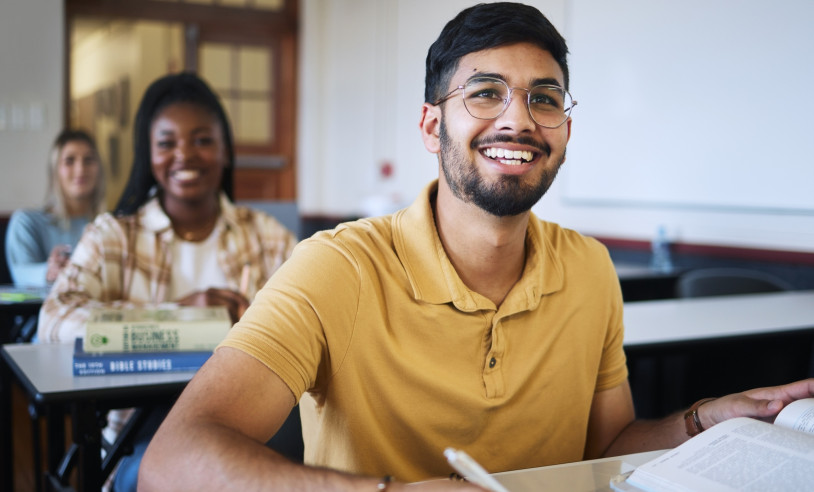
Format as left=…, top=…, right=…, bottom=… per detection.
left=496, top=88, right=536, bottom=131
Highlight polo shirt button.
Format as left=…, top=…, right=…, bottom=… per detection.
left=489, top=357, right=497, bottom=368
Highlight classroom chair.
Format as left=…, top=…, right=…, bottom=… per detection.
left=675, top=267, right=793, bottom=298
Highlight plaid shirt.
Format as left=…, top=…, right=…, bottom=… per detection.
left=38, top=194, right=297, bottom=342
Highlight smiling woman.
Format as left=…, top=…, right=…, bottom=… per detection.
left=37, top=72, right=299, bottom=492
left=38, top=72, right=298, bottom=339
left=4, top=129, right=107, bottom=287
left=149, top=102, right=227, bottom=241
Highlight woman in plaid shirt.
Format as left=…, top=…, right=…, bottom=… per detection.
left=37, top=72, right=298, bottom=491
left=39, top=73, right=297, bottom=341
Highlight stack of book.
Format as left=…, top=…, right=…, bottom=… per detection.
left=72, top=306, right=232, bottom=376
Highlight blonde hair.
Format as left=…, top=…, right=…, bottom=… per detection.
left=44, top=129, right=107, bottom=227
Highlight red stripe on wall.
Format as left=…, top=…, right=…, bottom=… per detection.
left=593, top=236, right=814, bottom=266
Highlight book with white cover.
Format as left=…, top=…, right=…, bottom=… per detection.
left=83, top=306, right=232, bottom=353
left=611, top=398, right=814, bottom=492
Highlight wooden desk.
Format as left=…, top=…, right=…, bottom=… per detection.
left=622, top=290, right=814, bottom=418
left=0, top=343, right=193, bottom=491
left=492, top=450, right=665, bottom=492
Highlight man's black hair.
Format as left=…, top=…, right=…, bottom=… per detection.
left=114, top=72, right=235, bottom=215
left=424, top=2, right=570, bottom=104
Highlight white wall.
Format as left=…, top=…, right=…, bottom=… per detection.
left=0, top=0, right=64, bottom=212
left=3, top=0, right=813, bottom=254
left=298, top=0, right=814, bottom=253
left=547, top=0, right=814, bottom=253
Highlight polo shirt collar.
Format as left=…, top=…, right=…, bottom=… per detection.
left=393, top=180, right=563, bottom=312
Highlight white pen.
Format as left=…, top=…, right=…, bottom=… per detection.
left=444, top=448, right=510, bottom=492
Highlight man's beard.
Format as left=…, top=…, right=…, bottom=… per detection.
left=439, top=120, right=564, bottom=217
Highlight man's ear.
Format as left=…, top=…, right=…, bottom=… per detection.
left=419, top=103, right=441, bottom=154
left=562, top=117, right=573, bottom=164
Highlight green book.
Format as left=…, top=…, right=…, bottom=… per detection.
left=83, top=306, right=232, bottom=353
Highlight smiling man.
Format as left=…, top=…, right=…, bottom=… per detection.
left=140, top=3, right=814, bottom=491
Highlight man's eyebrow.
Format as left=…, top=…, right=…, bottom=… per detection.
left=467, top=71, right=504, bottom=81
left=531, top=77, right=562, bottom=88
left=464, top=72, right=563, bottom=88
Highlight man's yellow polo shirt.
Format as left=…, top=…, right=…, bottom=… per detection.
left=222, top=180, right=628, bottom=481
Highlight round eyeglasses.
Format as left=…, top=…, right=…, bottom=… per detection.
left=434, top=76, right=577, bottom=129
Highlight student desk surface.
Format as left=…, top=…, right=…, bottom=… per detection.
left=623, top=290, right=814, bottom=419
left=623, top=289, right=814, bottom=346
left=0, top=342, right=193, bottom=491
left=492, top=449, right=666, bottom=492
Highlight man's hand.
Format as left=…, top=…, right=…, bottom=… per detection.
left=176, top=288, right=250, bottom=323
left=601, top=378, right=814, bottom=457
left=697, top=378, right=814, bottom=430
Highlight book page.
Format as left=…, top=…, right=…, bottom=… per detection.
left=625, top=417, right=814, bottom=492
left=774, top=398, right=814, bottom=434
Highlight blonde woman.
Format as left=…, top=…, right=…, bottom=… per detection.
left=5, top=129, right=106, bottom=286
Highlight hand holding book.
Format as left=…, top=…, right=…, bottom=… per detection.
left=684, top=378, right=814, bottom=434
left=613, top=398, right=814, bottom=492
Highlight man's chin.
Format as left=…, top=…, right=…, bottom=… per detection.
left=467, top=177, right=550, bottom=217
left=470, top=192, right=543, bottom=217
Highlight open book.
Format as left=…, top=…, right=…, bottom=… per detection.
left=611, top=398, right=814, bottom=492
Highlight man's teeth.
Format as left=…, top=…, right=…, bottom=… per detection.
left=173, top=169, right=200, bottom=181
left=483, top=148, right=534, bottom=165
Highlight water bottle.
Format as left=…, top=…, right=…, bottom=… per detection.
left=650, top=225, right=673, bottom=273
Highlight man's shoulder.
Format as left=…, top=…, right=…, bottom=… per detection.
left=532, top=217, right=606, bottom=253
left=299, top=215, right=396, bottom=259
left=530, top=218, right=618, bottom=290
left=315, top=215, right=394, bottom=241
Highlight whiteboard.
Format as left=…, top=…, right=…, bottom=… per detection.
left=562, top=0, right=814, bottom=213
